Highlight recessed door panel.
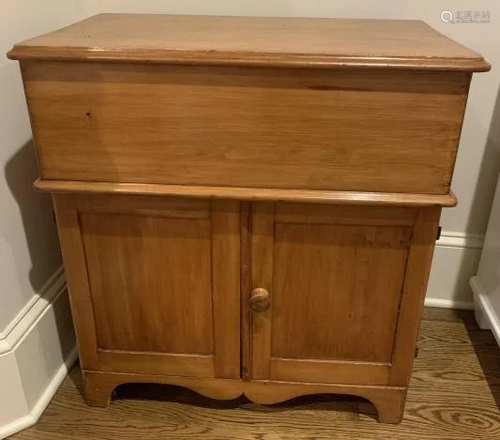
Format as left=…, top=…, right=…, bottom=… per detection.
left=272, top=223, right=411, bottom=363
left=81, top=213, right=214, bottom=355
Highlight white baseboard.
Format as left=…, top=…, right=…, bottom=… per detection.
left=0, top=268, right=77, bottom=439
left=0, top=266, right=66, bottom=353
left=470, top=276, right=500, bottom=347
left=0, top=347, right=78, bottom=439
left=425, top=231, right=484, bottom=310
left=424, top=298, right=475, bottom=310
left=29, top=345, right=78, bottom=422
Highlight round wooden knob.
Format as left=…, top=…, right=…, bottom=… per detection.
left=249, top=288, right=271, bottom=312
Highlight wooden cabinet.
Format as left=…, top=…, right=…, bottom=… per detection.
left=9, top=14, right=489, bottom=424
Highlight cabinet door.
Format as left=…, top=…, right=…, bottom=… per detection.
left=54, top=194, right=240, bottom=379
left=247, top=202, right=439, bottom=386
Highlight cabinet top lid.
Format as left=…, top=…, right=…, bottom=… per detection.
left=8, top=13, right=490, bottom=72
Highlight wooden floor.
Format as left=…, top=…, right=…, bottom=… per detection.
left=9, top=308, right=500, bottom=439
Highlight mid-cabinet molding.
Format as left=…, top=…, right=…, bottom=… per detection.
left=34, top=180, right=458, bottom=207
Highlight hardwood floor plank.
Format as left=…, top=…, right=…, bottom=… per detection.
left=421, top=307, right=477, bottom=324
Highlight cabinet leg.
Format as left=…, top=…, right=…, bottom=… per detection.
left=82, top=370, right=117, bottom=408
left=369, top=389, right=407, bottom=424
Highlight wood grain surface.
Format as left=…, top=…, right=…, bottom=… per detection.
left=80, top=212, right=214, bottom=354
left=249, top=202, right=275, bottom=380
left=8, top=14, right=490, bottom=71
left=53, top=194, right=241, bottom=379
left=35, top=179, right=459, bottom=207
left=23, top=62, right=469, bottom=194
left=389, top=209, right=441, bottom=386
left=247, top=203, right=437, bottom=392
left=271, top=223, right=411, bottom=363
left=80, top=369, right=406, bottom=420
left=10, top=307, right=500, bottom=439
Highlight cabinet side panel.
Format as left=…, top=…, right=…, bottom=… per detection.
left=52, top=194, right=99, bottom=369
left=390, top=208, right=441, bottom=386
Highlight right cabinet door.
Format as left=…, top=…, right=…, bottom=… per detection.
left=247, top=202, right=440, bottom=386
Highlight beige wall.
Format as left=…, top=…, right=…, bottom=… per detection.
left=85, top=0, right=500, bottom=235
left=0, top=1, right=87, bottom=331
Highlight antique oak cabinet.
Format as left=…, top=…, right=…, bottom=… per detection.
left=9, top=14, right=489, bottom=423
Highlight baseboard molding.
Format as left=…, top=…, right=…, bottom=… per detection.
left=30, top=345, right=78, bottom=420
left=0, top=266, right=65, bottom=353
left=433, top=231, right=484, bottom=249
left=0, top=347, right=78, bottom=439
left=0, top=269, right=77, bottom=439
left=424, top=298, right=475, bottom=310
left=470, top=276, right=500, bottom=347
left=425, top=231, right=483, bottom=309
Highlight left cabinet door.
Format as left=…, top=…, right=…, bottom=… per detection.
left=53, top=193, right=241, bottom=379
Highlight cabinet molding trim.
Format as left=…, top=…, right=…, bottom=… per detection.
left=34, top=179, right=458, bottom=208
left=82, top=369, right=407, bottom=423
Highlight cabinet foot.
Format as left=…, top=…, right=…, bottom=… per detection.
left=82, top=370, right=117, bottom=407
left=370, top=388, right=407, bottom=424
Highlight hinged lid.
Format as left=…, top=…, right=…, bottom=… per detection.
left=8, top=13, right=490, bottom=71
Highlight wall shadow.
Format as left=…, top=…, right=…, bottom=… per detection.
left=465, top=317, right=500, bottom=413
left=4, top=139, right=62, bottom=293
